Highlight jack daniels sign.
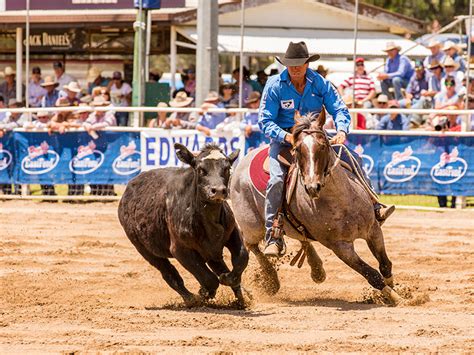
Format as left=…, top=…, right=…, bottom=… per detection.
left=23, top=29, right=87, bottom=52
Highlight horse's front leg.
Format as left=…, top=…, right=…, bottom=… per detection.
left=330, top=240, right=402, bottom=305
left=302, top=241, right=326, bottom=283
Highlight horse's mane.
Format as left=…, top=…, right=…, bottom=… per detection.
left=292, top=113, right=319, bottom=141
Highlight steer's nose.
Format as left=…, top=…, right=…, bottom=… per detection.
left=210, top=186, right=227, bottom=200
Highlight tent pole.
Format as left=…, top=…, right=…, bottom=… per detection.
left=25, top=0, right=30, bottom=114
left=351, top=0, right=359, bottom=129
left=16, top=27, right=22, bottom=103
left=464, top=0, right=473, bottom=132
left=170, top=25, right=177, bottom=95
left=238, top=0, right=245, bottom=109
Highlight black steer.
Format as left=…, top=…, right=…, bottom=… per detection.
left=118, top=143, right=249, bottom=306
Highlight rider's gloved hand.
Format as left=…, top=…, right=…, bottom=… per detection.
left=330, top=131, right=347, bottom=145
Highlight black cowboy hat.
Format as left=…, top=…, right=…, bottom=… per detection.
left=276, top=41, right=320, bottom=67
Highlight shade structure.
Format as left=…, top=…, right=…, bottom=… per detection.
left=177, top=26, right=431, bottom=58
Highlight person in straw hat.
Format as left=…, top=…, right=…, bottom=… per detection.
left=23, top=111, right=51, bottom=130
left=57, top=81, right=81, bottom=107
left=442, top=40, right=466, bottom=73
left=441, top=56, right=464, bottom=92
left=423, top=39, right=446, bottom=69
left=259, top=41, right=394, bottom=256
left=426, top=60, right=445, bottom=97
left=40, top=76, right=60, bottom=108
left=165, top=91, right=196, bottom=129
left=377, top=41, right=414, bottom=100
left=0, top=66, right=24, bottom=102
left=84, top=95, right=116, bottom=131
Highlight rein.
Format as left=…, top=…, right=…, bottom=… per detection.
left=293, top=128, right=342, bottom=180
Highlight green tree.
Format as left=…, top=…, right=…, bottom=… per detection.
left=364, top=0, right=470, bottom=26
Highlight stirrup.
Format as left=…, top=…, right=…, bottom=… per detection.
left=263, top=237, right=286, bottom=257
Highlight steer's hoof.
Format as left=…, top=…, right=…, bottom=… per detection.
left=199, top=287, right=217, bottom=300
left=219, top=272, right=240, bottom=288
left=382, top=286, right=403, bottom=306
left=183, top=294, right=202, bottom=308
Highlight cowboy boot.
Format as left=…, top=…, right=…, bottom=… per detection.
left=263, top=213, right=286, bottom=257
left=374, top=203, right=396, bottom=226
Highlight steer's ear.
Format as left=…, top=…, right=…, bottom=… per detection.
left=174, top=143, right=196, bottom=168
left=227, top=149, right=240, bottom=165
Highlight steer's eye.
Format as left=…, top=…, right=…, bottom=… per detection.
left=198, top=167, right=207, bottom=176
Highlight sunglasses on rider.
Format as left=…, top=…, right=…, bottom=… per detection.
left=445, top=81, right=455, bottom=87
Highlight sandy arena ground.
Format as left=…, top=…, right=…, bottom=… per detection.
left=0, top=200, right=473, bottom=353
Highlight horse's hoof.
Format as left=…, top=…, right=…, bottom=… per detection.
left=384, top=276, right=394, bottom=288
left=219, top=272, right=240, bottom=288
left=382, top=286, right=403, bottom=306
left=311, top=269, right=326, bottom=284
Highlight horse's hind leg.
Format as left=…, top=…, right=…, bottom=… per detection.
left=330, top=240, right=401, bottom=305
left=303, top=241, right=326, bottom=283
left=367, top=228, right=394, bottom=287
left=248, top=243, right=280, bottom=295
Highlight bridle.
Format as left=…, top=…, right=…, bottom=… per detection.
left=293, top=128, right=342, bottom=183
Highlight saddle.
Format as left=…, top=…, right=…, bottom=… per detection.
left=249, top=145, right=355, bottom=204
left=249, top=146, right=298, bottom=205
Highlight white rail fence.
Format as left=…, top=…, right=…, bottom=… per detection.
left=0, top=106, right=472, bottom=209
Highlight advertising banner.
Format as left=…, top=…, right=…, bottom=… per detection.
left=347, top=134, right=473, bottom=196
left=13, top=131, right=140, bottom=184
left=140, top=129, right=245, bottom=171
left=0, top=132, right=15, bottom=184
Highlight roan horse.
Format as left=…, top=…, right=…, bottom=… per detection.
left=119, top=143, right=249, bottom=307
left=230, top=111, right=402, bottom=305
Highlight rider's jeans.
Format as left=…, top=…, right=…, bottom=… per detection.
left=264, top=140, right=291, bottom=240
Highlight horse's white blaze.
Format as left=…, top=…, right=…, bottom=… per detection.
left=202, top=150, right=226, bottom=160
left=303, top=135, right=315, bottom=179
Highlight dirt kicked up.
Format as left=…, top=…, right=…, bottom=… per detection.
left=0, top=201, right=473, bottom=353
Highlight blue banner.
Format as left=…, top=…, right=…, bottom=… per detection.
left=13, top=131, right=141, bottom=184
left=2, top=130, right=473, bottom=196
left=0, top=132, right=14, bottom=184
left=347, top=134, right=474, bottom=196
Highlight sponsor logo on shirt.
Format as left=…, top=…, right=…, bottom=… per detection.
left=430, top=147, right=467, bottom=184
left=280, top=99, right=295, bottom=110
left=21, top=141, right=60, bottom=175
left=383, top=146, right=421, bottom=183
left=69, top=141, right=104, bottom=174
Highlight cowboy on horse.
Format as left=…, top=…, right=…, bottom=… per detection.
left=259, top=41, right=395, bottom=257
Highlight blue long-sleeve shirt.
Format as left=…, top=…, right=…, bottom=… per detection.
left=385, top=54, right=414, bottom=82
left=258, top=68, right=351, bottom=143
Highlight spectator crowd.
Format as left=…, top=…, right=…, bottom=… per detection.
left=0, top=39, right=472, bottom=201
